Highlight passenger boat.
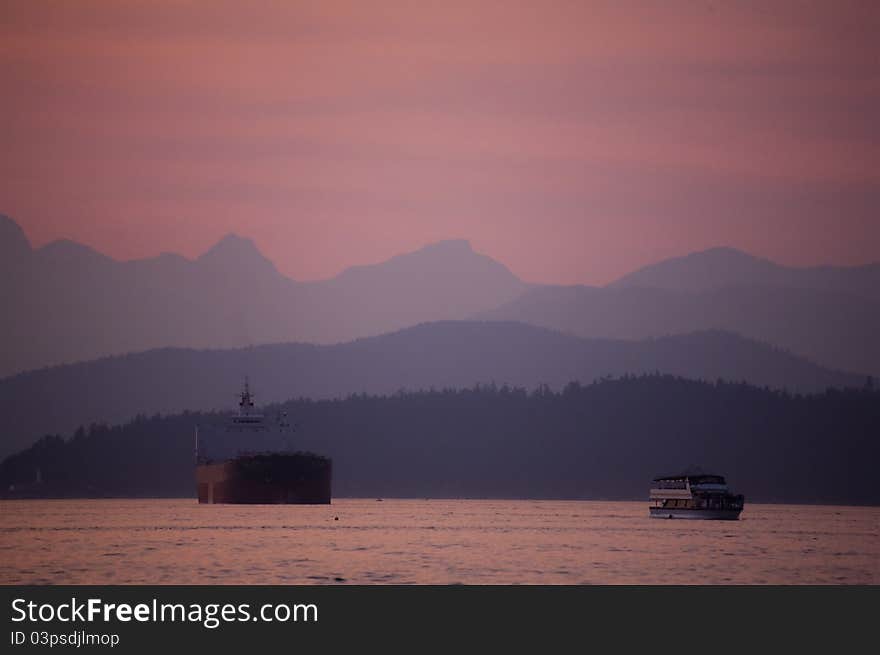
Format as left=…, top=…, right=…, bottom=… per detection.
left=649, top=473, right=744, bottom=520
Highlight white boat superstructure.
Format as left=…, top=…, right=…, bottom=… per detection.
left=649, top=473, right=744, bottom=520
left=196, top=378, right=294, bottom=464
left=194, top=378, right=332, bottom=504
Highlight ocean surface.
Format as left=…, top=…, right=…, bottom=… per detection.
left=1, top=499, right=877, bottom=584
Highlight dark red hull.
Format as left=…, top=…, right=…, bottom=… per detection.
left=196, top=453, right=331, bottom=504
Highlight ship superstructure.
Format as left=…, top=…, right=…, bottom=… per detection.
left=195, top=379, right=331, bottom=504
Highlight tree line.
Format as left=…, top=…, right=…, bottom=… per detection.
left=1, top=375, right=877, bottom=504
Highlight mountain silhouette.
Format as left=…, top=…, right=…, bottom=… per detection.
left=0, top=214, right=31, bottom=262
left=0, top=320, right=863, bottom=460
left=480, top=248, right=880, bottom=374
left=610, top=246, right=880, bottom=301
left=0, top=215, right=526, bottom=377
left=3, top=214, right=877, bottom=377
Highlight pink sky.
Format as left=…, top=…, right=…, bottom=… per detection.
left=1, top=1, right=878, bottom=284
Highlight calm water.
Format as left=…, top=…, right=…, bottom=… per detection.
left=1, top=499, right=877, bottom=584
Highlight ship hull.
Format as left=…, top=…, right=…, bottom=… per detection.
left=196, top=453, right=331, bottom=504
left=649, top=507, right=742, bottom=520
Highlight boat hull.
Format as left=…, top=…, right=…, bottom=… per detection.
left=649, top=507, right=742, bottom=520
left=196, top=453, right=331, bottom=504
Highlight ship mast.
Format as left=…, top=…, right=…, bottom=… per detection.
left=239, top=376, right=255, bottom=415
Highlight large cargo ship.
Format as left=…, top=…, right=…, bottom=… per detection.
left=649, top=473, right=744, bottom=520
left=195, top=380, right=331, bottom=504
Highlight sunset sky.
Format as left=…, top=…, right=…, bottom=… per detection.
left=2, top=0, right=878, bottom=284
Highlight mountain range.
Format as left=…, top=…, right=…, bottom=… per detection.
left=611, top=246, right=880, bottom=300
left=479, top=282, right=880, bottom=376
left=0, top=321, right=865, bottom=460
left=0, top=214, right=526, bottom=377
left=2, top=214, right=878, bottom=380
left=480, top=247, right=880, bottom=375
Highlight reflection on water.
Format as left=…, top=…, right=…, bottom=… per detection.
left=1, top=499, right=877, bottom=584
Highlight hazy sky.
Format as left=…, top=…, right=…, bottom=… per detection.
left=2, top=1, right=878, bottom=284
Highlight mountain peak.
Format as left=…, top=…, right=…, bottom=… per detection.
left=418, top=238, right=473, bottom=253
left=333, top=238, right=522, bottom=288
left=203, top=232, right=256, bottom=251
left=682, top=246, right=765, bottom=264
left=38, top=238, right=109, bottom=258
left=197, top=232, right=280, bottom=275
left=609, top=245, right=779, bottom=292
left=0, top=214, right=32, bottom=259
left=200, top=233, right=264, bottom=259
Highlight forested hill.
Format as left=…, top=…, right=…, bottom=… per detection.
left=0, top=321, right=863, bottom=460
left=2, top=375, right=877, bottom=505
